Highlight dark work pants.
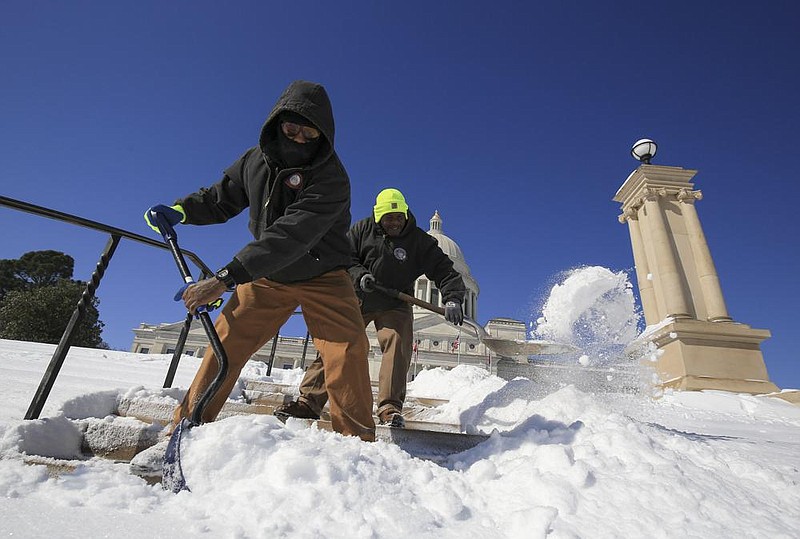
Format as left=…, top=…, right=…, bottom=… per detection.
left=299, top=304, right=413, bottom=419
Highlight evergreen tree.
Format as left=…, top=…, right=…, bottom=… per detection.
left=0, top=250, right=74, bottom=300
left=0, top=250, right=107, bottom=348
left=15, top=250, right=74, bottom=286
left=0, top=259, right=19, bottom=301
left=0, top=280, right=107, bottom=348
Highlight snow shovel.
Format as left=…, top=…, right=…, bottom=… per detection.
left=372, top=283, right=578, bottom=357
left=150, top=211, right=230, bottom=493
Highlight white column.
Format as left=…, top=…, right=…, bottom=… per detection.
left=678, top=189, right=732, bottom=322
left=620, top=208, right=659, bottom=324
left=642, top=189, right=692, bottom=319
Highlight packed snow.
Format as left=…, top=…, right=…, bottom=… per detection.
left=1, top=266, right=798, bottom=538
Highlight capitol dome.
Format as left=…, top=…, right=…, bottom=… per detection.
left=412, top=211, right=480, bottom=320
left=427, top=211, right=469, bottom=276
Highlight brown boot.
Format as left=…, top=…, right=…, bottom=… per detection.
left=378, top=408, right=405, bottom=428
left=274, top=399, right=321, bottom=421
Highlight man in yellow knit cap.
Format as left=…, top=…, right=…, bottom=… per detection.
left=277, top=188, right=465, bottom=427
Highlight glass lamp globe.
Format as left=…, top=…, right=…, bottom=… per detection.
left=631, top=138, right=657, bottom=164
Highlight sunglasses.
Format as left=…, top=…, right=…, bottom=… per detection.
left=281, top=121, right=321, bottom=141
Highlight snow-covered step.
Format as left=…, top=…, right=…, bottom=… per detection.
left=116, top=394, right=443, bottom=428
left=243, top=380, right=299, bottom=396
left=81, top=415, right=162, bottom=461
left=243, top=380, right=449, bottom=409
left=91, top=396, right=487, bottom=466
left=75, top=412, right=487, bottom=469
left=115, top=396, right=275, bottom=426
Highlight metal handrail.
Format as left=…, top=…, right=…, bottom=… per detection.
left=0, top=195, right=212, bottom=275
left=0, top=194, right=214, bottom=419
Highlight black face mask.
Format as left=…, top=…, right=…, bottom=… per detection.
left=278, top=133, right=321, bottom=168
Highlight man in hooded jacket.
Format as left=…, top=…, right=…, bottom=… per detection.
left=145, top=80, right=375, bottom=442
left=276, top=188, right=465, bottom=427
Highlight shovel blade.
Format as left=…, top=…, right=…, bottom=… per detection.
left=482, top=338, right=578, bottom=358
left=162, top=418, right=192, bottom=493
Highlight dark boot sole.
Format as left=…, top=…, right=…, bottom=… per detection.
left=273, top=411, right=320, bottom=423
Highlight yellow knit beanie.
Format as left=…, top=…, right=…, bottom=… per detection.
left=373, top=188, right=409, bottom=222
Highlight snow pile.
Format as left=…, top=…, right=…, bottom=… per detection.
left=528, top=266, right=651, bottom=395
left=534, top=265, right=640, bottom=351
left=2, top=356, right=799, bottom=537
left=1, top=258, right=799, bottom=538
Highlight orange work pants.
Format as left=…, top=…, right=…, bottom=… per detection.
left=172, top=270, right=375, bottom=441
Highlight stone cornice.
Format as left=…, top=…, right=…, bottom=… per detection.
left=613, top=164, right=699, bottom=213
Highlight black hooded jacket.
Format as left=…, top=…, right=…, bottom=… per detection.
left=347, top=212, right=466, bottom=314
left=176, top=80, right=352, bottom=284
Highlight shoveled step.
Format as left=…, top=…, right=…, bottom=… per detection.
left=16, top=385, right=477, bottom=481
left=240, top=390, right=438, bottom=422
left=116, top=394, right=433, bottom=427
left=243, top=380, right=449, bottom=409
left=116, top=396, right=277, bottom=426
left=241, top=390, right=294, bottom=407
left=80, top=414, right=488, bottom=467
left=93, top=398, right=488, bottom=466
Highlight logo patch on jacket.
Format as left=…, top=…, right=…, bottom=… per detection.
left=393, top=247, right=407, bottom=261
left=284, top=173, right=304, bottom=190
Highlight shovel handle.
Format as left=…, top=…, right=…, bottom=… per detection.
left=373, top=283, right=446, bottom=316
left=373, top=283, right=487, bottom=344
left=155, top=218, right=229, bottom=427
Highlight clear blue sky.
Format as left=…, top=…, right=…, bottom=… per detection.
left=1, top=1, right=797, bottom=388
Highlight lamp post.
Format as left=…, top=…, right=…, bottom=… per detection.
left=631, top=138, right=658, bottom=164
left=614, top=140, right=778, bottom=394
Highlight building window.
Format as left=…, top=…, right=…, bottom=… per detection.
left=166, top=348, right=176, bottom=354
left=139, top=347, right=149, bottom=354
left=469, top=344, right=475, bottom=350
left=432, top=340, right=439, bottom=347
left=416, top=280, right=427, bottom=300
left=430, top=287, right=440, bottom=306
left=186, top=350, right=194, bottom=357
left=282, top=363, right=293, bottom=370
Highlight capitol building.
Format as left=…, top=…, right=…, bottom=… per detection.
left=131, top=211, right=527, bottom=381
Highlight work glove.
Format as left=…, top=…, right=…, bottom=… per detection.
left=173, top=282, right=224, bottom=316
left=444, top=301, right=463, bottom=325
left=144, top=204, right=186, bottom=234
left=359, top=273, right=376, bottom=293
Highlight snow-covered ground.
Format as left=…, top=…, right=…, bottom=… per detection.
left=1, top=267, right=798, bottom=538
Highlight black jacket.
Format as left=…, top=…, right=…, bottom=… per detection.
left=347, top=212, right=466, bottom=313
left=176, top=80, right=352, bottom=284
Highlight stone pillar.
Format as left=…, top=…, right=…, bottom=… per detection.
left=641, top=189, right=693, bottom=319
left=620, top=209, right=659, bottom=324
left=676, top=188, right=732, bottom=322
left=614, top=164, right=778, bottom=394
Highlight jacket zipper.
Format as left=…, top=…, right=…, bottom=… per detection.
left=261, top=153, right=275, bottom=213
